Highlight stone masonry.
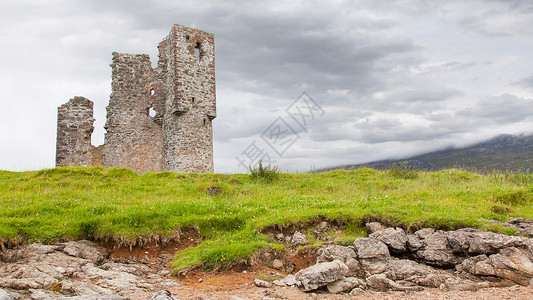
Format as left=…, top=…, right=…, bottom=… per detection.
left=55, top=97, right=97, bottom=167
left=55, top=25, right=216, bottom=173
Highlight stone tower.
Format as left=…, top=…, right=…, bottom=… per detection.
left=158, top=25, right=216, bottom=173
left=55, top=97, right=97, bottom=167
left=55, top=25, right=216, bottom=173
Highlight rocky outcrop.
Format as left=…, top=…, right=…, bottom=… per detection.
left=294, top=260, right=348, bottom=291
left=0, top=240, right=177, bottom=299
left=287, top=220, right=533, bottom=294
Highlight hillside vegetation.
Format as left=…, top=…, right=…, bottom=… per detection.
left=329, top=133, right=533, bottom=172
left=1, top=166, right=532, bottom=271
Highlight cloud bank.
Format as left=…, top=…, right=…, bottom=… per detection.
left=0, top=0, right=532, bottom=172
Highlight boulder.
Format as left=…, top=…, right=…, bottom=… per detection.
left=273, top=274, right=297, bottom=287
left=384, top=258, right=453, bottom=285
left=316, top=245, right=362, bottom=276
left=142, top=290, right=178, bottom=300
left=365, top=222, right=387, bottom=234
left=61, top=241, right=107, bottom=263
left=295, top=260, right=349, bottom=292
left=439, top=279, right=487, bottom=292
left=290, top=231, right=307, bottom=246
left=60, top=295, right=130, bottom=300
left=369, top=227, right=408, bottom=252
left=353, top=238, right=389, bottom=259
left=253, top=279, right=272, bottom=288
left=314, top=222, right=330, bottom=234
left=0, top=289, right=20, bottom=300
left=414, top=229, right=459, bottom=267
left=460, top=247, right=533, bottom=285
left=446, top=229, right=526, bottom=255
left=352, top=238, right=391, bottom=276
left=326, top=277, right=365, bottom=294
left=407, top=234, right=423, bottom=251
left=365, top=274, right=423, bottom=292
left=271, top=259, right=284, bottom=270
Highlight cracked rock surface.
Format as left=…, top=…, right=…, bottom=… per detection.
left=0, top=240, right=178, bottom=299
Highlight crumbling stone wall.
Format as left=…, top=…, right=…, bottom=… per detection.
left=55, top=97, right=97, bottom=167
left=102, top=53, right=164, bottom=173
left=55, top=25, right=216, bottom=173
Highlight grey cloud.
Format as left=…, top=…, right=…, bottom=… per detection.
left=439, top=0, right=533, bottom=37
left=455, top=94, right=533, bottom=124
left=514, top=74, right=533, bottom=90
left=418, top=61, right=492, bottom=75
left=1, top=0, right=533, bottom=172
left=423, top=94, right=533, bottom=138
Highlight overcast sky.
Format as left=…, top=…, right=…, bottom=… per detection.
left=1, top=0, right=532, bottom=173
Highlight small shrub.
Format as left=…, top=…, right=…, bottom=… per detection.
left=250, top=160, right=280, bottom=182
left=494, top=188, right=530, bottom=205
left=257, top=272, right=283, bottom=281
left=503, top=169, right=532, bottom=186
left=502, top=227, right=518, bottom=236
left=388, top=161, right=418, bottom=179
left=78, top=219, right=99, bottom=238
left=490, top=204, right=512, bottom=215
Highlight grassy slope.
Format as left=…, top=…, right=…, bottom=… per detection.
left=1, top=166, right=532, bottom=271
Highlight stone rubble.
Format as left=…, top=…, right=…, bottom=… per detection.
left=286, top=219, right=533, bottom=294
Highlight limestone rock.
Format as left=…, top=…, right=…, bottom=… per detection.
left=504, top=218, right=533, bottom=237
left=295, top=260, right=349, bottom=292
left=407, top=234, right=423, bottom=251
left=271, top=259, right=284, bottom=270
left=290, top=231, right=307, bottom=246
left=316, top=245, right=361, bottom=276
left=61, top=241, right=107, bottom=263
left=515, top=228, right=533, bottom=238
left=365, top=222, right=387, bottom=234
left=142, top=290, right=179, bottom=300
left=253, top=279, right=273, bottom=288
left=366, top=274, right=423, bottom=292
left=369, top=227, right=408, bottom=252
left=460, top=247, right=533, bottom=285
left=0, top=240, right=177, bottom=299
left=353, top=238, right=390, bottom=259
left=0, top=289, right=20, bottom=300
left=446, top=229, right=526, bottom=255
left=326, top=277, right=365, bottom=294
left=377, top=257, right=457, bottom=288
left=282, top=274, right=297, bottom=286
left=440, top=280, right=485, bottom=292
left=314, top=221, right=330, bottom=234
left=414, top=229, right=459, bottom=267
left=273, top=274, right=297, bottom=287
left=60, top=295, right=130, bottom=300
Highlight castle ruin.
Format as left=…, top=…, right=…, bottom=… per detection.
left=55, top=25, right=216, bottom=173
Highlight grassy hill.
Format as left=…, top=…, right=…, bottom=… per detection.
left=327, top=134, right=533, bottom=172
left=1, top=166, right=532, bottom=271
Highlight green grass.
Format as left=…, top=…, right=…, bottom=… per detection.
left=1, top=166, right=532, bottom=272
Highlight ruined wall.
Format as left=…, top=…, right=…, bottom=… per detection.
left=55, top=97, right=97, bottom=167
left=102, top=53, right=164, bottom=174
left=55, top=24, right=216, bottom=174
left=160, top=25, right=216, bottom=173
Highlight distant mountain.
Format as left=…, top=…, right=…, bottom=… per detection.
left=324, top=134, right=533, bottom=172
